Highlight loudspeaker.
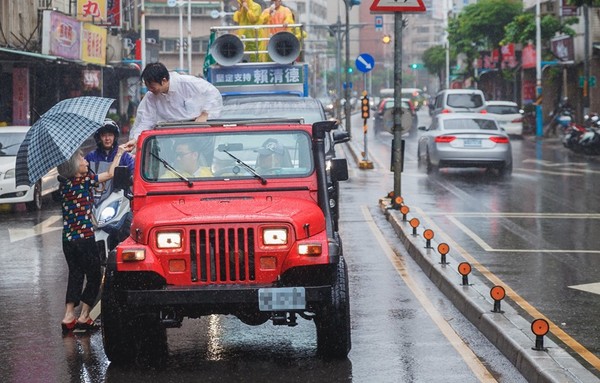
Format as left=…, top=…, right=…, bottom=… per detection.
left=267, top=31, right=300, bottom=64
left=211, top=34, right=244, bottom=66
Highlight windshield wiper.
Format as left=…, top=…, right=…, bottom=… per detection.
left=222, top=150, right=267, bottom=185
left=150, top=152, right=193, bottom=187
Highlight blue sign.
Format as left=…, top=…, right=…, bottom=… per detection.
left=375, top=16, right=383, bottom=32
left=355, top=53, right=375, bottom=73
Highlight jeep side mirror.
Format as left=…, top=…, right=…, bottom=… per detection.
left=332, top=130, right=350, bottom=145
left=113, top=166, right=131, bottom=191
left=330, top=158, right=348, bottom=181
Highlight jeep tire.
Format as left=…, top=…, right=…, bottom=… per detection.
left=315, top=256, right=351, bottom=358
left=101, top=266, right=136, bottom=364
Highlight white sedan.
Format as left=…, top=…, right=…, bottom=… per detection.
left=417, top=113, right=513, bottom=176
left=0, top=126, right=60, bottom=211
left=486, top=100, right=524, bottom=136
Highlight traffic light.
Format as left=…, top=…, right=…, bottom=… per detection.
left=348, top=67, right=353, bottom=73
left=410, top=63, right=418, bottom=69
left=382, top=34, right=391, bottom=44
left=361, top=94, right=370, bottom=119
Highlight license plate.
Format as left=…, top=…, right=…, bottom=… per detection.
left=463, top=139, right=481, bottom=147
left=258, top=287, right=306, bottom=311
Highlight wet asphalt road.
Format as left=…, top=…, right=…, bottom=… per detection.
left=0, top=113, right=531, bottom=382
left=357, top=109, right=600, bottom=378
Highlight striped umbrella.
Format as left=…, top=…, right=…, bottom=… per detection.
left=15, top=96, right=115, bottom=186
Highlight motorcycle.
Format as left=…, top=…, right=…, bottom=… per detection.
left=545, top=99, right=574, bottom=137
left=93, top=187, right=131, bottom=263
left=577, top=115, right=600, bottom=155
left=92, top=166, right=132, bottom=262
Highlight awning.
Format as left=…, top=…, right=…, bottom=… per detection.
left=0, top=47, right=107, bottom=67
left=0, top=47, right=58, bottom=61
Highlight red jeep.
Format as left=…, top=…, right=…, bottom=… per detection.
left=102, top=119, right=351, bottom=363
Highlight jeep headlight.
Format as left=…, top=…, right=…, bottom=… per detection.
left=263, top=228, right=288, bottom=245
left=156, top=231, right=183, bottom=249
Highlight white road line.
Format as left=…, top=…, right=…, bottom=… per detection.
left=569, top=282, right=600, bottom=296
left=439, top=214, right=600, bottom=254
left=361, top=205, right=498, bottom=383
left=8, top=215, right=62, bottom=242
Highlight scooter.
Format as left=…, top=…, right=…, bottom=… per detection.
left=93, top=187, right=132, bottom=263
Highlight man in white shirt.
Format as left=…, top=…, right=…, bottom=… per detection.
left=124, top=62, right=223, bottom=150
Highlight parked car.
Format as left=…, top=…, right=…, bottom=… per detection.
left=417, top=113, right=512, bottom=176
left=0, top=126, right=60, bottom=210
left=430, top=89, right=487, bottom=117
left=373, top=97, right=415, bottom=135
left=485, top=101, right=524, bottom=136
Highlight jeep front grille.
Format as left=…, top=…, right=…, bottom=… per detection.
left=189, top=227, right=256, bottom=283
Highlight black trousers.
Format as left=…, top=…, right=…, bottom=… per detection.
left=62, top=238, right=101, bottom=308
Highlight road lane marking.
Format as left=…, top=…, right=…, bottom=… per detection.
left=361, top=206, right=498, bottom=383
left=8, top=215, right=62, bottom=242
left=445, top=215, right=600, bottom=254
left=569, top=282, right=600, bottom=295
left=413, top=206, right=600, bottom=371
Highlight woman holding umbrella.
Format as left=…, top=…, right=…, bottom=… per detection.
left=58, top=144, right=127, bottom=334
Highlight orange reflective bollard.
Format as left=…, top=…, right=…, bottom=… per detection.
left=423, top=229, right=434, bottom=248
left=409, top=217, right=420, bottom=236
left=437, top=243, right=449, bottom=265
left=531, top=318, right=550, bottom=351
left=400, top=205, right=409, bottom=221
left=458, top=262, right=471, bottom=285
left=490, top=285, right=506, bottom=313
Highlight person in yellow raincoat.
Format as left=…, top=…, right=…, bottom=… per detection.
left=233, top=0, right=263, bottom=62
left=259, top=0, right=294, bottom=61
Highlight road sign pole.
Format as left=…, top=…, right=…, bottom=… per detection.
left=392, top=12, right=404, bottom=208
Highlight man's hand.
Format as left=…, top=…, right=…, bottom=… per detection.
left=123, top=139, right=137, bottom=152
left=195, top=111, right=209, bottom=122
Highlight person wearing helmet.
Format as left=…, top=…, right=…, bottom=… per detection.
left=84, top=119, right=135, bottom=206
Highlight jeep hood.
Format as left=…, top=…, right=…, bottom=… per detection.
left=131, top=196, right=326, bottom=244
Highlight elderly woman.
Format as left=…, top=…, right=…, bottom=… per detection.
left=58, top=145, right=126, bottom=334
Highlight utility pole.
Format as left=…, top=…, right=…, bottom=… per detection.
left=392, top=12, right=404, bottom=206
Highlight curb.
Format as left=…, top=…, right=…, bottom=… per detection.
left=341, top=139, right=599, bottom=382
left=381, top=204, right=598, bottom=383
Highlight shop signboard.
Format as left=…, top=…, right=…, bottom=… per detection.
left=76, top=0, right=108, bottom=22
left=82, top=23, right=107, bottom=65
left=42, top=11, right=81, bottom=60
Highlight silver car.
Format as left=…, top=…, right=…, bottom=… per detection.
left=0, top=126, right=60, bottom=210
left=417, top=113, right=513, bottom=176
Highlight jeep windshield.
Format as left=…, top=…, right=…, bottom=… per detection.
left=141, top=130, right=313, bottom=182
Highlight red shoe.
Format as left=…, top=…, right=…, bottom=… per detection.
left=61, top=319, right=77, bottom=334
left=75, top=319, right=100, bottom=332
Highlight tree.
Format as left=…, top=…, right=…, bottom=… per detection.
left=502, top=13, right=577, bottom=52
left=447, top=0, right=522, bottom=80
left=422, top=45, right=453, bottom=85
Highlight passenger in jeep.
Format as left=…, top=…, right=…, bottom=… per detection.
left=161, top=141, right=212, bottom=178
left=255, top=138, right=292, bottom=171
